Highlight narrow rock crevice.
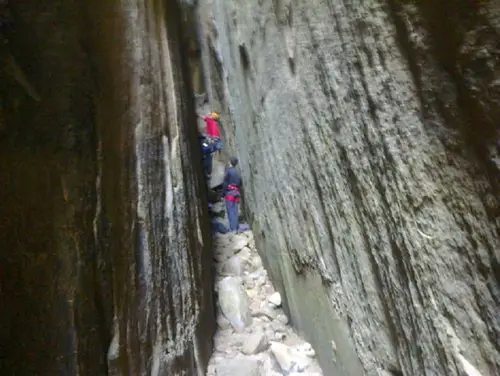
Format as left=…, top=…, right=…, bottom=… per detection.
left=207, top=227, right=324, bottom=376
left=1, top=0, right=500, bottom=375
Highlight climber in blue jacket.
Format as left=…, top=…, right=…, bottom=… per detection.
left=199, top=135, right=214, bottom=179
left=222, top=157, right=242, bottom=232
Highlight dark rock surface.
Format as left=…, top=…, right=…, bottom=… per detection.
left=198, top=0, right=500, bottom=375
left=0, top=1, right=213, bottom=375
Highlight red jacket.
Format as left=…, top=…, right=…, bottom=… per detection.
left=204, top=117, right=220, bottom=138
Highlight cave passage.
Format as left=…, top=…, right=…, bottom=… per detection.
left=1, top=0, right=499, bottom=375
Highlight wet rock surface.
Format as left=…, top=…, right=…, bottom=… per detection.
left=198, top=0, right=500, bottom=375
left=0, top=1, right=214, bottom=375
left=207, top=230, right=324, bottom=376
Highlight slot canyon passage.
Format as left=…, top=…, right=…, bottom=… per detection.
left=0, top=0, right=499, bottom=375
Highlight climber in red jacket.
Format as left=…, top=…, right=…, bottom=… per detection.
left=198, top=111, right=223, bottom=152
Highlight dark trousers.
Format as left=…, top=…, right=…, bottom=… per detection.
left=225, top=199, right=239, bottom=232
left=203, top=152, right=213, bottom=176
left=199, top=136, right=214, bottom=176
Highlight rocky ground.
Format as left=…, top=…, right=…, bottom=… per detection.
left=206, top=229, right=324, bottom=376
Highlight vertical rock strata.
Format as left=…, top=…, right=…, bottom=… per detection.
left=199, top=0, right=500, bottom=375
left=0, top=0, right=213, bottom=375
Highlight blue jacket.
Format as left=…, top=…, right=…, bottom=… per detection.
left=222, top=166, right=242, bottom=196
left=198, top=136, right=214, bottom=156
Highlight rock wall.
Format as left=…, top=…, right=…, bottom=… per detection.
left=198, top=0, right=500, bottom=375
left=0, top=1, right=213, bottom=375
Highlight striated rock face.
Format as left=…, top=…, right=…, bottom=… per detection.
left=199, top=0, right=500, bottom=375
left=0, top=1, right=213, bottom=375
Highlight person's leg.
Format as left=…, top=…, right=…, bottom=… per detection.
left=225, top=199, right=238, bottom=232
left=203, top=155, right=210, bottom=177
left=215, top=138, right=223, bottom=152
left=234, top=202, right=240, bottom=231
left=206, top=152, right=213, bottom=176
left=202, top=155, right=207, bottom=175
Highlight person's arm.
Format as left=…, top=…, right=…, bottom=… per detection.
left=239, top=179, right=246, bottom=211
left=236, top=173, right=242, bottom=194
left=222, top=169, right=229, bottom=193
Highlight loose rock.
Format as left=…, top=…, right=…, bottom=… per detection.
left=242, top=330, right=269, bottom=355
left=231, top=234, right=248, bottom=251
left=298, top=342, right=316, bottom=358
left=269, top=341, right=311, bottom=373
left=252, top=307, right=277, bottom=321
left=274, top=332, right=286, bottom=341
left=269, top=341, right=297, bottom=372
left=268, top=292, right=282, bottom=307
left=275, top=313, right=289, bottom=325
left=215, top=357, right=261, bottom=376
left=217, top=276, right=251, bottom=330
left=251, top=256, right=262, bottom=270
left=216, top=314, right=232, bottom=330
left=222, top=255, right=243, bottom=276
left=238, top=247, right=252, bottom=262
left=206, top=228, right=323, bottom=376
